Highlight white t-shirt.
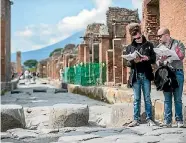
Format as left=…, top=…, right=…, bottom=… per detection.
left=24, top=70, right=29, bottom=76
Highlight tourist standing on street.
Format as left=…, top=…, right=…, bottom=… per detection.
left=156, top=28, right=185, bottom=128
left=124, top=23, right=156, bottom=127
left=24, top=70, right=29, bottom=83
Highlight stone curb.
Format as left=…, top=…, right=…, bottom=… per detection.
left=68, top=84, right=186, bottom=125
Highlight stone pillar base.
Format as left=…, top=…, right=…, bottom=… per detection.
left=1, top=82, right=11, bottom=91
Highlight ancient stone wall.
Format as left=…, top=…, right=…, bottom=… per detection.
left=106, top=7, right=140, bottom=38
left=142, top=0, right=160, bottom=44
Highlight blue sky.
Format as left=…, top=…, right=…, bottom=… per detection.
left=11, top=0, right=142, bottom=53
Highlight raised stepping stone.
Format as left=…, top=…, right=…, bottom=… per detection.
left=110, top=103, right=146, bottom=127
left=11, top=90, right=22, bottom=94
left=49, top=104, right=89, bottom=129
left=61, top=82, right=68, bottom=89
left=19, top=82, right=25, bottom=85
left=41, top=82, right=47, bottom=84
left=30, top=82, right=36, bottom=84
left=54, top=89, right=68, bottom=94
left=1, top=105, right=26, bottom=131
left=33, top=89, right=47, bottom=93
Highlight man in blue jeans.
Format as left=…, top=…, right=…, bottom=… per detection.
left=125, top=23, right=156, bottom=127
left=156, top=28, right=185, bottom=128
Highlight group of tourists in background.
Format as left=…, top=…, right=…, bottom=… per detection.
left=18, top=70, right=39, bottom=84
left=125, top=23, right=185, bottom=128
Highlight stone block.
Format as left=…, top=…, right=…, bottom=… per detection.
left=49, top=104, right=89, bottom=129
left=58, top=134, right=100, bottom=142
left=110, top=103, right=146, bottom=127
left=1, top=105, right=26, bottom=131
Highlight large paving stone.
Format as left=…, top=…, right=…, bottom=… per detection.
left=110, top=103, right=146, bottom=127
left=24, top=106, right=50, bottom=130
left=7, top=128, right=39, bottom=139
left=58, top=134, right=100, bottom=142
left=49, top=104, right=89, bottom=129
left=1, top=105, right=26, bottom=131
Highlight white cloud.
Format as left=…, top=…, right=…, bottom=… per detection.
left=13, top=0, right=143, bottom=53
left=131, top=0, right=143, bottom=19
left=16, top=28, right=33, bottom=37
left=12, top=0, right=112, bottom=53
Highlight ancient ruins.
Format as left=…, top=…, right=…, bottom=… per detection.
left=1, top=0, right=186, bottom=142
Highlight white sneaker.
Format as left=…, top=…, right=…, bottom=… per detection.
left=128, top=120, right=140, bottom=127
left=177, top=121, right=184, bottom=128
left=147, top=119, right=156, bottom=126
left=159, top=122, right=172, bottom=128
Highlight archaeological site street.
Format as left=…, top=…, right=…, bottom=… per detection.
left=1, top=79, right=186, bottom=143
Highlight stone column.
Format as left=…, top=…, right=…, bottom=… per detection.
left=1, top=0, right=12, bottom=86
left=1, top=18, right=6, bottom=82
left=99, top=36, right=110, bottom=84
left=78, top=44, right=85, bottom=63
left=106, top=50, right=114, bottom=84
left=99, top=36, right=110, bottom=63
left=84, top=45, right=90, bottom=63
left=113, top=39, right=122, bottom=85
left=16, top=51, right=22, bottom=74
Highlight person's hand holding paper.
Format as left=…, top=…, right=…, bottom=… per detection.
left=153, top=44, right=180, bottom=61
left=121, top=51, right=149, bottom=62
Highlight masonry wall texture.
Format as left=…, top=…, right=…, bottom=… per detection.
left=142, top=0, right=160, bottom=44
left=106, top=7, right=140, bottom=38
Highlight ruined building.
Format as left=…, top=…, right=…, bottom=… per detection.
left=1, top=0, right=13, bottom=90
left=16, top=51, right=22, bottom=74
left=45, top=44, right=77, bottom=80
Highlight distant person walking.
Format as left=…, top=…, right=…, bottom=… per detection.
left=24, top=70, right=29, bottom=83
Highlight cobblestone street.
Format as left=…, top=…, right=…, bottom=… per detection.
left=1, top=79, right=186, bottom=143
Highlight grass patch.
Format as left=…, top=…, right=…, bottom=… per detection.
left=1, top=90, right=7, bottom=96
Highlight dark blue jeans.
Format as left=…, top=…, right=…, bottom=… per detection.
left=163, top=70, right=184, bottom=124
left=132, top=73, right=153, bottom=121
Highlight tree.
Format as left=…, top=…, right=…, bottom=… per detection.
left=23, top=59, right=38, bottom=68
left=49, top=48, right=63, bottom=57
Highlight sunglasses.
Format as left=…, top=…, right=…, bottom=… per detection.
left=134, top=36, right=141, bottom=40
left=131, top=31, right=138, bottom=36
left=157, top=33, right=165, bottom=38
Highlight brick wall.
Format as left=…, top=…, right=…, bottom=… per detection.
left=142, top=0, right=160, bottom=44
left=160, top=0, right=186, bottom=46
